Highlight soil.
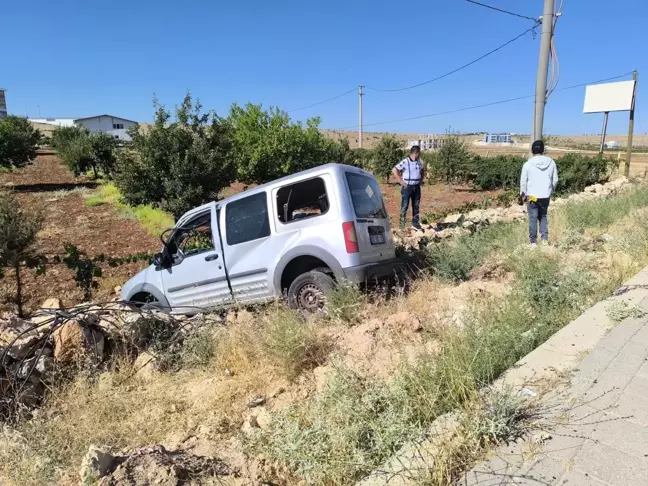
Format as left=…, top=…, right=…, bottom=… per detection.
left=0, top=154, right=160, bottom=314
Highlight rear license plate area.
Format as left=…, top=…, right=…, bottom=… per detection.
left=368, top=226, right=385, bottom=245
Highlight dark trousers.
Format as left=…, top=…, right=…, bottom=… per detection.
left=527, top=198, right=550, bottom=243
left=400, top=184, right=421, bottom=228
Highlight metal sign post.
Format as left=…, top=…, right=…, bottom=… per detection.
left=599, top=111, right=609, bottom=155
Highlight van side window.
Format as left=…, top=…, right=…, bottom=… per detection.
left=168, top=211, right=214, bottom=257
left=226, top=192, right=270, bottom=245
left=276, top=177, right=329, bottom=224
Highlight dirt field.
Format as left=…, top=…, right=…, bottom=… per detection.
left=0, top=154, right=160, bottom=314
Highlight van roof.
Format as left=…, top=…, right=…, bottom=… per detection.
left=183, top=163, right=372, bottom=219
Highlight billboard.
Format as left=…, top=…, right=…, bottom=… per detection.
left=0, top=89, right=6, bottom=118
left=583, top=80, right=636, bottom=114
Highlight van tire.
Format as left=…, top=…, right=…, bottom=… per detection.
left=288, top=270, right=335, bottom=312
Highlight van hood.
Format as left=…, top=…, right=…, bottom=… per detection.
left=530, top=155, right=552, bottom=170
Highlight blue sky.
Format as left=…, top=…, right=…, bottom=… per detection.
left=3, top=0, right=646, bottom=135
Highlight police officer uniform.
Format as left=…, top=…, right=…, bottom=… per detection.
left=394, top=156, right=423, bottom=228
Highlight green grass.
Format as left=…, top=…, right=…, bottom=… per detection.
left=85, top=183, right=174, bottom=236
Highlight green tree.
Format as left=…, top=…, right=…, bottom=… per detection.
left=436, top=129, right=472, bottom=183
left=373, top=135, right=404, bottom=182
left=116, top=93, right=234, bottom=219
left=227, top=103, right=335, bottom=184
left=0, top=191, right=43, bottom=316
left=53, top=127, right=118, bottom=178
left=0, top=116, right=41, bottom=169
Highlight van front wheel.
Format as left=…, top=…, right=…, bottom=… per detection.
left=288, top=270, right=335, bottom=312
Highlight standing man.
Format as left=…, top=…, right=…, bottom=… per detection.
left=520, top=140, right=558, bottom=247
left=393, top=145, right=425, bottom=230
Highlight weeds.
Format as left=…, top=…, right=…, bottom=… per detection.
left=606, top=300, right=647, bottom=322
left=326, top=280, right=364, bottom=325
left=261, top=308, right=331, bottom=380
left=85, top=184, right=174, bottom=235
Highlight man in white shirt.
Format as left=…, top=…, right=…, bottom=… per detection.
left=520, top=140, right=559, bottom=246
left=393, top=145, right=425, bottom=230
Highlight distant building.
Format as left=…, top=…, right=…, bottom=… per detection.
left=0, top=89, right=7, bottom=118
left=604, top=141, right=620, bottom=149
left=483, top=133, right=512, bottom=144
left=74, top=114, right=137, bottom=141
left=407, top=134, right=446, bottom=151
left=29, top=118, right=76, bottom=127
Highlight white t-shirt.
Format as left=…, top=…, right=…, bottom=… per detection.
left=395, top=157, right=423, bottom=185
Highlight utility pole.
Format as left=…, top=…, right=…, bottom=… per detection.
left=532, top=0, right=554, bottom=143
left=358, top=85, right=364, bottom=149
left=625, top=70, right=638, bottom=177
left=599, top=112, right=609, bottom=155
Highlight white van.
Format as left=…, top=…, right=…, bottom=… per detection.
left=121, top=163, right=404, bottom=312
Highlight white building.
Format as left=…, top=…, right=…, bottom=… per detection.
left=483, top=133, right=512, bottom=144
left=74, top=114, right=137, bottom=141
left=29, top=118, right=76, bottom=127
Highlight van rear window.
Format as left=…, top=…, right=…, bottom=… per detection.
left=345, top=172, right=387, bottom=219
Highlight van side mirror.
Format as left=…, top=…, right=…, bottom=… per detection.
left=153, top=252, right=163, bottom=267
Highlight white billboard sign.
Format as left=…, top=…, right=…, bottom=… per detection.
left=583, top=80, right=636, bottom=114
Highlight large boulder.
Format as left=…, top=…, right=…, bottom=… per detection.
left=52, top=320, right=104, bottom=363
left=0, top=316, right=40, bottom=360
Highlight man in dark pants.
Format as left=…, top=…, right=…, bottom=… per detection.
left=393, top=145, right=425, bottom=230
left=520, top=140, right=559, bottom=247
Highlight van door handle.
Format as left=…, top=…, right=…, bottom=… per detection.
left=205, top=254, right=219, bottom=262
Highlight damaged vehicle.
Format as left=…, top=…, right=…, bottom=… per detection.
left=121, top=163, right=404, bottom=312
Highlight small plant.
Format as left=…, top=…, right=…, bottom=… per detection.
left=326, top=280, right=363, bottom=325
left=261, top=308, right=331, bottom=380
left=606, top=300, right=647, bottom=322
left=0, top=190, right=44, bottom=316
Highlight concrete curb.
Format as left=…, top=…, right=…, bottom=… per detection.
left=356, top=264, right=648, bottom=486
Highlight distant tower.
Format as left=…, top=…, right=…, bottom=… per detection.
left=0, top=89, right=6, bottom=118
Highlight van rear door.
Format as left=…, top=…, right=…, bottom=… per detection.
left=344, top=171, right=395, bottom=264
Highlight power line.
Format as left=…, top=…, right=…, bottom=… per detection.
left=339, top=72, right=635, bottom=130
left=465, top=0, right=538, bottom=22
left=287, top=88, right=356, bottom=113
left=365, top=26, right=538, bottom=93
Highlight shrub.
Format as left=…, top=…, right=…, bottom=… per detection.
left=471, top=155, right=526, bottom=190
left=554, top=153, right=615, bottom=195
left=373, top=135, right=404, bottom=182
left=53, top=127, right=118, bottom=178
left=350, top=147, right=374, bottom=170
left=227, top=103, right=336, bottom=184
left=326, top=280, right=364, bottom=325
left=0, top=191, right=44, bottom=316
left=115, top=93, right=235, bottom=219
left=0, top=116, right=41, bottom=169
left=434, top=129, right=472, bottom=183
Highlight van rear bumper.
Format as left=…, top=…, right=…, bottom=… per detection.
left=342, top=258, right=407, bottom=283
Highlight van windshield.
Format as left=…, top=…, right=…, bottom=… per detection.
left=345, top=172, right=387, bottom=219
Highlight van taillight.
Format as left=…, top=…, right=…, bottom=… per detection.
left=342, top=221, right=359, bottom=253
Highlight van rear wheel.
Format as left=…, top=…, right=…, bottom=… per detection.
left=288, top=270, right=335, bottom=312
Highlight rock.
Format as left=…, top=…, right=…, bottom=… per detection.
left=247, top=396, right=266, bottom=408
left=52, top=321, right=104, bottom=363
left=241, top=414, right=260, bottom=435
left=99, top=445, right=232, bottom=485
left=466, top=209, right=485, bottom=223
left=3, top=334, right=40, bottom=360
left=255, top=408, right=272, bottom=429
left=19, top=353, right=54, bottom=381
left=385, top=311, right=422, bottom=332
left=443, top=213, right=464, bottom=225
left=133, top=352, right=158, bottom=381
left=41, top=298, right=62, bottom=310
left=598, top=234, right=614, bottom=243
left=80, top=445, right=115, bottom=482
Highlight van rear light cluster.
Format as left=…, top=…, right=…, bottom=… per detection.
left=342, top=221, right=359, bottom=253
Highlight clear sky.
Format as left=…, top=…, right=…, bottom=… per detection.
left=3, top=0, right=646, bottom=135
